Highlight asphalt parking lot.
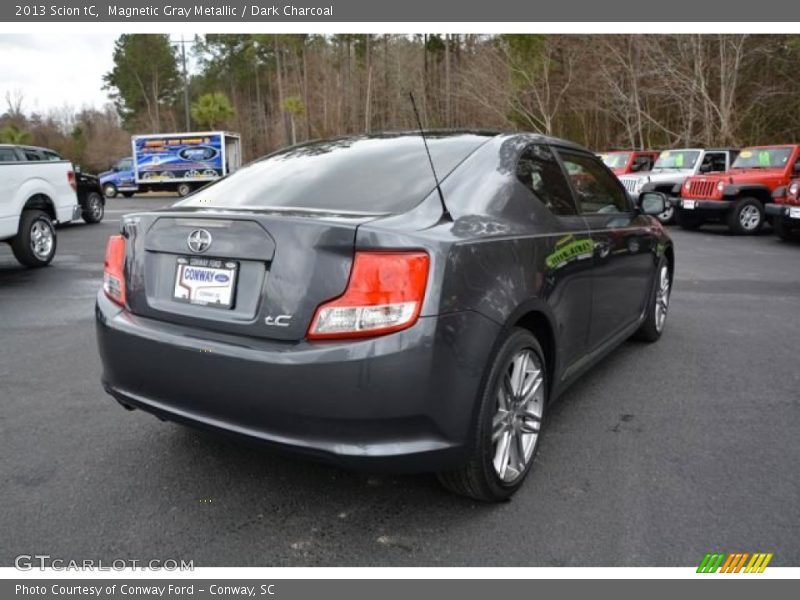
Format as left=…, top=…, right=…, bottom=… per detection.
left=1, top=196, right=799, bottom=567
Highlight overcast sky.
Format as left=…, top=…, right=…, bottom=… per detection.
left=0, top=34, right=122, bottom=115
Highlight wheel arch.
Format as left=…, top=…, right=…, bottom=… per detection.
left=22, top=194, right=56, bottom=222
left=726, top=185, right=772, bottom=205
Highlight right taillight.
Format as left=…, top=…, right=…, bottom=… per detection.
left=103, top=235, right=127, bottom=306
left=307, top=251, right=430, bottom=340
left=67, top=170, right=77, bottom=192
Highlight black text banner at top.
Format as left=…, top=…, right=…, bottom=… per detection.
left=5, top=0, right=800, bottom=22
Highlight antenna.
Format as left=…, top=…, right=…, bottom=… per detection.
left=408, top=92, right=450, bottom=221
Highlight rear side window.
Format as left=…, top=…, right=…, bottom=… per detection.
left=558, top=151, right=631, bottom=214
left=42, top=150, right=62, bottom=161
left=23, top=150, right=42, bottom=161
left=0, top=147, right=18, bottom=162
left=516, top=145, right=577, bottom=216
left=179, top=134, right=491, bottom=214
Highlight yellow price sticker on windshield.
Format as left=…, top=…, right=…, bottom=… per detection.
left=740, top=150, right=753, bottom=158
left=662, top=151, right=671, bottom=158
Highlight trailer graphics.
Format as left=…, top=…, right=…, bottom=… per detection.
left=134, top=134, right=224, bottom=183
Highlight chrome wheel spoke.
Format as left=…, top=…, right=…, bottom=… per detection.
left=494, top=431, right=512, bottom=479
left=491, top=348, right=545, bottom=484
left=492, top=411, right=508, bottom=442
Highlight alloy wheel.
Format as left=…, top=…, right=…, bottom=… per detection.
left=739, top=205, right=761, bottom=231
left=492, top=349, right=544, bottom=484
left=655, top=265, right=670, bottom=332
left=30, top=219, right=54, bottom=260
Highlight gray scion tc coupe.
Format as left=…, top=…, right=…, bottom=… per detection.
left=96, top=131, right=673, bottom=501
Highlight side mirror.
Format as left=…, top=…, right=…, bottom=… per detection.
left=638, top=191, right=666, bottom=216
left=699, top=164, right=712, bottom=173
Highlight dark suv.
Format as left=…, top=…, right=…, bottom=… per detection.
left=96, top=132, right=673, bottom=501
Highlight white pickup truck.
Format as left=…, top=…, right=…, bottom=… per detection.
left=0, top=144, right=80, bottom=267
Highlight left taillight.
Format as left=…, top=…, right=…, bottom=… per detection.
left=103, top=235, right=127, bottom=306
left=67, top=170, right=77, bottom=192
left=307, top=251, right=430, bottom=340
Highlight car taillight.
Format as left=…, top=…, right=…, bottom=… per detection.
left=103, top=235, right=127, bottom=306
left=308, top=251, right=430, bottom=340
left=67, top=170, right=77, bottom=192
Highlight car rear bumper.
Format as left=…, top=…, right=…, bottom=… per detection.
left=95, top=291, right=500, bottom=472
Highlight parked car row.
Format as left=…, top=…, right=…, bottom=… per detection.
left=603, top=144, right=800, bottom=239
left=0, top=143, right=105, bottom=267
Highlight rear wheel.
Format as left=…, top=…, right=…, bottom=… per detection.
left=10, top=210, right=57, bottom=267
left=656, top=205, right=675, bottom=225
left=633, top=257, right=671, bottom=342
left=437, top=328, right=546, bottom=502
left=177, top=183, right=193, bottom=197
left=82, top=192, right=104, bottom=224
left=103, top=183, right=118, bottom=198
left=677, top=208, right=703, bottom=230
left=727, top=197, right=763, bottom=235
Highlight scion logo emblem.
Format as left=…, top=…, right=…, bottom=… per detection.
left=187, top=229, right=212, bottom=253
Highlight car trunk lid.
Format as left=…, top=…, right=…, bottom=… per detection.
left=123, top=208, right=382, bottom=341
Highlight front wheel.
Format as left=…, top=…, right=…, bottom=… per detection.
left=437, top=328, right=547, bottom=502
left=10, top=210, right=57, bottom=267
left=727, top=197, right=764, bottom=235
left=656, top=204, right=675, bottom=225
left=677, top=208, right=703, bottom=230
left=103, top=183, right=118, bottom=198
left=773, top=218, right=799, bottom=242
left=82, top=192, right=105, bottom=224
left=632, top=257, right=671, bottom=342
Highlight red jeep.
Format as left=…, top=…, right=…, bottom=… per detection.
left=599, top=150, right=659, bottom=176
left=767, top=179, right=800, bottom=241
left=675, top=144, right=800, bottom=234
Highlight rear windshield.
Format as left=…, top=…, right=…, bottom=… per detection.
left=178, top=133, right=491, bottom=214
left=732, top=146, right=794, bottom=169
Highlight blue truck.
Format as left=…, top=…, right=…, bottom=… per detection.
left=99, top=131, right=242, bottom=198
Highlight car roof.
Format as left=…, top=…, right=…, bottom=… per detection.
left=0, top=143, right=59, bottom=153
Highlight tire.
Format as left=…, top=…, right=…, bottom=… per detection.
left=10, top=210, right=57, bottom=268
left=176, top=183, right=193, bottom=197
left=656, top=204, right=675, bottom=225
left=632, top=257, right=671, bottom=343
left=727, top=197, right=763, bottom=235
left=437, top=328, right=547, bottom=502
left=677, top=208, right=703, bottom=230
left=82, top=192, right=105, bottom=224
left=122, top=192, right=135, bottom=198
left=773, top=218, right=799, bottom=242
left=103, top=183, right=118, bottom=198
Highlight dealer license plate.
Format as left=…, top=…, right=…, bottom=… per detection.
left=789, top=207, right=800, bottom=219
left=173, top=257, right=238, bottom=308
left=683, top=200, right=696, bottom=210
